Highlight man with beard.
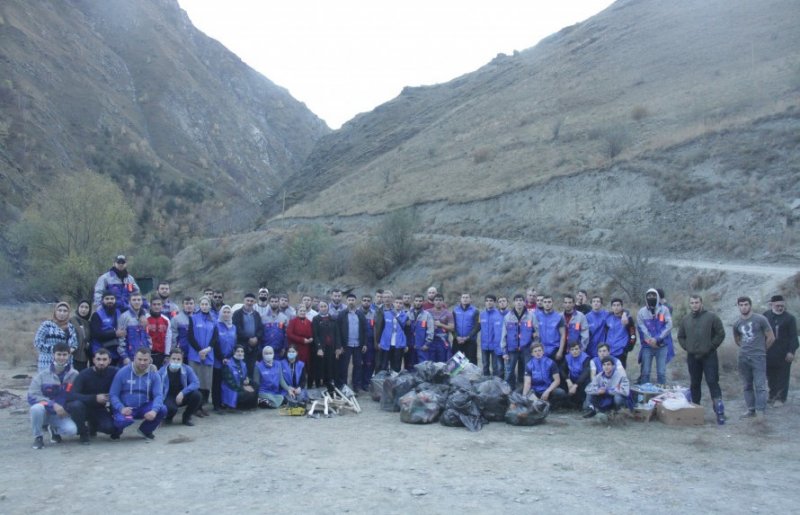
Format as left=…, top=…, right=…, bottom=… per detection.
left=233, top=293, right=263, bottom=381
left=453, top=293, right=480, bottom=364
left=156, top=282, right=178, bottom=319
left=763, top=295, right=798, bottom=407
left=66, top=348, right=120, bottom=443
left=90, top=291, right=125, bottom=365
left=93, top=255, right=140, bottom=312
left=109, top=347, right=166, bottom=439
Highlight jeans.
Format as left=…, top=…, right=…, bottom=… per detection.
left=338, top=345, right=363, bottom=389
left=738, top=353, right=768, bottom=412
left=586, top=393, right=626, bottom=412
left=113, top=402, right=167, bottom=434
left=30, top=404, right=78, bottom=438
left=639, top=344, right=668, bottom=384
left=504, top=351, right=521, bottom=389
left=687, top=351, right=722, bottom=403
left=481, top=350, right=503, bottom=377
left=428, top=339, right=449, bottom=364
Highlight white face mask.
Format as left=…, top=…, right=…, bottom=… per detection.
left=264, top=353, right=274, bottom=364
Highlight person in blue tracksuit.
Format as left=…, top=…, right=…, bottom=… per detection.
left=479, top=295, right=504, bottom=377
left=159, top=348, right=202, bottom=425
left=170, top=297, right=196, bottom=363
left=109, top=347, right=166, bottom=439
left=561, top=341, right=591, bottom=410
left=585, top=296, right=609, bottom=358
left=358, top=295, right=377, bottom=391
left=187, top=297, right=220, bottom=415
left=501, top=295, right=538, bottom=390
left=117, top=293, right=151, bottom=365
left=281, top=345, right=308, bottom=403
left=213, top=305, right=237, bottom=411
left=254, top=346, right=285, bottom=408
left=636, top=288, right=675, bottom=385
left=261, top=295, right=289, bottom=358
left=453, top=293, right=480, bottom=365
left=522, top=343, right=566, bottom=406
left=604, top=298, right=637, bottom=370
left=90, top=292, right=123, bottom=364
left=534, top=295, right=566, bottom=362
left=409, top=294, right=435, bottom=365
left=221, top=345, right=257, bottom=410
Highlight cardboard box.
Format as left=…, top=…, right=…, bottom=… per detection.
left=656, top=403, right=705, bottom=426
left=632, top=403, right=655, bottom=422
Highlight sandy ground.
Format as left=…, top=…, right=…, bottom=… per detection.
left=1, top=358, right=799, bottom=515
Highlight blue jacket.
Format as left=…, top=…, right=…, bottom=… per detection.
left=453, top=304, right=480, bottom=340
left=27, top=364, right=79, bottom=413
left=110, top=364, right=164, bottom=412
left=535, top=310, right=565, bottom=356
left=501, top=309, right=537, bottom=354
left=605, top=311, right=634, bottom=358
left=586, top=310, right=609, bottom=357
left=379, top=309, right=409, bottom=350
left=159, top=363, right=200, bottom=397
left=479, top=308, right=503, bottom=352
left=118, top=308, right=151, bottom=361
left=261, top=311, right=289, bottom=353
left=409, top=308, right=434, bottom=348
left=188, top=312, right=218, bottom=366
left=90, top=307, right=120, bottom=359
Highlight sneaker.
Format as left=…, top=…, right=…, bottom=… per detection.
left=182, top=418, right=195, bottom=427
left=164, top=417, right=174, bottom=425
left=32, top=436, right=44, bottom=450
left=754, top=411, right=766, bottom=420
left=110, top=431, right=121, bottom=440
left=137, top=428, right=155, bottom=441
left=50, top=432, right=62, bottom=444
left=80, top=433, right=91, bottom=445
left=582, top=406, right=597, bottom=419
left=212, top=407, right=226, bottom=415
left=740, top=410, right=756, bottom=419
left=772, top=400, right=784, bottom=408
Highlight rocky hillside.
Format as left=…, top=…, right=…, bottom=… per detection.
left=275, top=0, right=799, bottom=263
left=0, top=0, right=328, bottom=249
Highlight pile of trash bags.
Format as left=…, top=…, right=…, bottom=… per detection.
left=371, top=358, right=549, bottom=431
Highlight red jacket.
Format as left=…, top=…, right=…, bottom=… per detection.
left=147, top=314, right=170, bottom=353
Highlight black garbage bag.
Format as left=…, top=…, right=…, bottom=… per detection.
left=415, top=382, right=450, bottom=409
left=440, top=389, right=485, bottom=431
left=381, top=370, right=419, bottom=412
left=504, top=391, right=550, bottom=426
left=399, top=389, right=444, bottom=424
left=458, top=363, right=483, bottom=383
left=414, top=361, right=450, bottom=384
left=370, top=370, right=395, bottom=402
left=474, top=377, right=512, bottom=422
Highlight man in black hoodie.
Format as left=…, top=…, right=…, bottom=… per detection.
left=677, top=295, right=726, bottom=421
left=763, top=295, right=798, bottom=407
left=66, top=348, right=120, bottom=443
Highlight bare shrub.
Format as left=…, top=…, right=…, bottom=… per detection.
left=688, top=271, right=725, bottom=291
left=351, top=242, right=392, bottom=281
left=601, top=234, right=659, bottom=305
left=603, top=126, right=630, bottom=159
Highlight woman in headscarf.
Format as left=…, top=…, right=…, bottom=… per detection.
left=70, top=300, right=92, bottom=371
left=213, top=305, right=237, bottom=412
left=280, top=344, right=307, bottom=404
left=33, top=301, right=78, bottom=372
left=187, top=296, right=220, bottom=417
left=287, top=304, right=314, bottom=382
left=221, top=345, right=257, bottom=410
left=253, top=346, right=285, bottom=408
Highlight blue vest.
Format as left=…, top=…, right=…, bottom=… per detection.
left=565, top=313, right=583, bottom=345
left=256, top=361, right=284, bottom=395
left=216, top=322, right=237, bottom=369
left=124, top=310, right=150, bottom=359
left=565, top=352, right=590, bottom=382
left=586, top=310, right=609, bottom=357
left=91, top=308, right=119, bottom=359
left=281, top=360, right=305, bottom=388
left=379, top=310, right=408, bottom=350
left=536, top=311, right=563, bottom=356
left=592, top=356, right=620, bottom=373
left=504, top=312, right=534, bottom=352
left=189, top=312, right=216, bottom=365
left=453, top=305, right=477, bottom=339
left=221, top=359, right=248, bottom=407
left=605, top=314, right=630, bottom=358
left=526, top=356, right=556, bottom=394
left=479, top=309, right=503, bottom=352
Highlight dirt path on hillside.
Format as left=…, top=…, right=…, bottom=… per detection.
left=2, top=357, right=799, bottom=514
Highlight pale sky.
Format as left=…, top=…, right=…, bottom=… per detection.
left=178, top=1, right=614, bottom=129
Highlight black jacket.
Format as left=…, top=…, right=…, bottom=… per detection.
left=337, top=309, right=367, bottom=349
left=763, top=310, right=799, bottom=364
left=232, top=308, right=264, bottom=355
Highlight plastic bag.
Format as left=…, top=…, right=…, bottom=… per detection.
left=399, top=389, right=444, bottom=424
left=370, top=370, right=395, bottom=402
left=440, top=389, right=485, bottom=431
left=381, top=371, right=419, bottom=412
left=504, top=391, right=550, bottom=426
left=414, top=361, right=450, bottom=384
left=474, top=377, right=512, bottom=422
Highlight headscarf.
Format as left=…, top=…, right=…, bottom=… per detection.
left=219, top=304, right=233, bottom=327
left=75, top=299, right=92, bottom=321
left=53, top=301, right=71, bottom=330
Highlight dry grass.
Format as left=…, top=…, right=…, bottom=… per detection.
left=0, top=303, right=51, bottom=367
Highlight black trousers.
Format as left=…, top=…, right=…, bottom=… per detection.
left=66, top=400, right=114, bottom=436
left=321, top=346, right=337, bottom=389
left=379, top=348, right=404, bottom=372
left=337, top=346, right=363, bottom=388
left=454, top=339, right=478, bottom=365
left=164, top=390, right=203, bottom=421
left=767, top=359, right=792, bottom=402
left=687, top=351, right=722, bottom=403
left=235, top=389, right=258, bottom=410
left=212, top=366, right=223, bottom=409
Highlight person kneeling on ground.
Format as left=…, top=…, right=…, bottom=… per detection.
left=583, top=357, right=631, bottom=418
left=66, top=348, right=120, bottom=443
left=561, top=340, right=591, bottom=410
left=522, top=342, right=566, bottom=406
left=589, top=343, right=625, bottom=380
left=28, top=342, right=80, bottom=449
left=159, top=348, right=203, bottom=426
left=253, top=346, right=285, bottom=408
left=109, top=347, right=166, bottom=440
left=281, top=344, right=308, bottom=404
left=221, top=345, right=257, bottom=410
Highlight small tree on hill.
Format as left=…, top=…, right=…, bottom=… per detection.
left=9, top=170, right=135, bottom=300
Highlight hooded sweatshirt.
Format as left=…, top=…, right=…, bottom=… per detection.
left=636, top=288, right=675, bottom=363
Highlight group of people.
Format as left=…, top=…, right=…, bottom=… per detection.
left=27, top=255, right=798, bottom=448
